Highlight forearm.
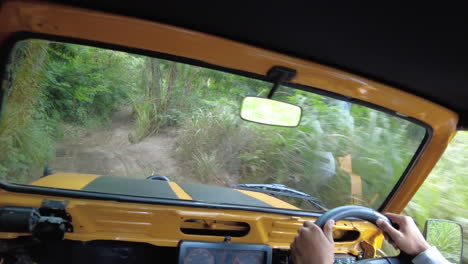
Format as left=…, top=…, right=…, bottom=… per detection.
left=412, top=247, right=451, bottom=264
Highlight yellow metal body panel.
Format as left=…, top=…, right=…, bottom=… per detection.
left=30, top=173, right=98, bottom=190
left=0, top=189, right=383, bottom=255
left=0, top=1, right=458, bottom=213
left=237, top=189, right=300, bottom=210
left=168, top=182, right=193, bottom=200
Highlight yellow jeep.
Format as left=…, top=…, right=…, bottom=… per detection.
left=0, top=1, right=465, bottom=264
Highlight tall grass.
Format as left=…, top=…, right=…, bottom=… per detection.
left=1, top=39, right=140, bottom=182
left=129, top=59, right=203, bottom=142
left=175, top=102, right=255, bottom=185
left=129, top=99, right=155, bottom=142
left=172, top=87, right=426, bottom=210
left=425, top=221, right=463, bottom=263
left=0, top=40, right=56, bottom=183
left=404, top=131, right=468, bottom=263
left=1, top=40, right=464, bottom=263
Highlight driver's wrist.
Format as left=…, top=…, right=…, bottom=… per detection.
left=411, top=240, right=430, bottom=256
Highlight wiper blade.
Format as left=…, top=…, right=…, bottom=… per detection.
left=233, top=183, right=327, bottom=211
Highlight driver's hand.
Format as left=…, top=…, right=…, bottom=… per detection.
left=376, top=213, right=430, bottom=256
left=290, top=220, right=334, bottom=264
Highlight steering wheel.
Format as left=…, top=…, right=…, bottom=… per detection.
left=315, top=205, right=392, bottom=228
left=314, top=206, right=412, bottom=264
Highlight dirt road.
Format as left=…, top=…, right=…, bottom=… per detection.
left=50, top=107, right=195, bottom=183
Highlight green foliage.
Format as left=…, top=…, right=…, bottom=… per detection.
left=425, top=221, right=463, bottom=263
left=0, top=40, right=139, bottom=181
left=130, top=98, right=155, bottom=142
left=42, top=43, right=138, bottom=124
left=0, top=40, right=56, bottom=183
left=129, top=59, right=207, bottom=142
left=192, top=151, right=224, bottom=183
left=235, top=87, right=425, bottom=208
left=175, top=101, right=254, bottom=185
left=1, top=41, right=465, bottom=262
left=171, top=83, right=425, bottom=209
left=404, top=132, right=468, bottom=263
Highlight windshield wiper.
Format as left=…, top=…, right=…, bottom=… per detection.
left=232, top=183, right=327, bottom=212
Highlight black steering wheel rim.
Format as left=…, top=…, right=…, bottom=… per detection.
left=315, top=205, right=392, bottom=228
left=314, top=205, right=412, bottom=264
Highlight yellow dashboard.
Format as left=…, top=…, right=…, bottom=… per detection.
left=0, top=189, right=383, bottom=257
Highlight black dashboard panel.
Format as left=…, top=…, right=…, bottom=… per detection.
left=178, top=241, right=272, bottom=264
left=0, top=237, right=362, bottom=264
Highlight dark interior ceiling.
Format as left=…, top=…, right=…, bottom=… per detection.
left=52, top=1, right=468, bottom=128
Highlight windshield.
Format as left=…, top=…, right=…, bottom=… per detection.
left=0, top=39, right=426, bottom=211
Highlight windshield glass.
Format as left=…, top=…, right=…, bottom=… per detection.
left=0, top=39, right=426, bottom=211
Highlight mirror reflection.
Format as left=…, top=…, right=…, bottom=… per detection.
left=424, top=219, right=463, bottom=264
left=240, top=97, right=302, bottom=127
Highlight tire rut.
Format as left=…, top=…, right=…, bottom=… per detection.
left=49, top=107, right=186, bottom=181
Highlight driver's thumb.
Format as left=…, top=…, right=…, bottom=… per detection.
left=376, top=218, right=400, bottom=239
left=323, top=220, right=335, bottom=243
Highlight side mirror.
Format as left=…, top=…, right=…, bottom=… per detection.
left=240, top=97, right=302, bottom=127
left=424, top=219, right=464, bottom=264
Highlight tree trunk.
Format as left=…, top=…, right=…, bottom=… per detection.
left=150, top=58, right=161, bottom=102
left=165, top=62, right=178, bottom=110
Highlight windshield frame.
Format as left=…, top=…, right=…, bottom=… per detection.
left=0, top=33, right=434, bottom=215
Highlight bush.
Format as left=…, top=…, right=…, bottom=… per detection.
left=175, top=102, right=254, bottom=185
left=43, top=43, right=136, bottom=124
left=404, top=132, right=468, bottom=263
left=0, top=40, right=56, bottom=183
left=129, top=99, right=155, bottom=142
left=0, top=39, right=142, bottom=182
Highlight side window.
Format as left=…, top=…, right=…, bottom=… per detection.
left=404, top=132, right=468, bottom=263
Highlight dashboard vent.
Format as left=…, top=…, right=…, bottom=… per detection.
left=180, top=219, right=250, bottom=237
left=268, top=219, right=360, bottom=243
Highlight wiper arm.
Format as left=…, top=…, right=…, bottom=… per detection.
left=232, top=183, right=327, bottom=211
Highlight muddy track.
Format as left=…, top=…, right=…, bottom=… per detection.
left=50, top=107, right=196, bottom=183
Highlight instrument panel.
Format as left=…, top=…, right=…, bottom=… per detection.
left=179, top=241, right=272, bottom=264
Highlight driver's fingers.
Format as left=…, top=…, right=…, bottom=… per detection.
left=303, top=220, right=314, bottom=228
left=298, top=227, right=309, bottom=237
left=383, top=233, right=397, bottom=247
left=323, top=220, right=335, bottom=243
left=290, top=241, right=296, bottom=252
left=376, top=218, right=401, bottom=240
left=389, top=240, right=399, bottom=250
left=384, top=213, right=406, bottom=225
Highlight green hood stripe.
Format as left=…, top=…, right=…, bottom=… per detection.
left=81, top=176, right=272, bottom=207
left=178, top=183, right=272, bottom=208
left=82, top=176, right=178, bottom=199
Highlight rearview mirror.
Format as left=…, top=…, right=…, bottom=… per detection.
left=240, top=97, right=302, bottom=127
left=424, top=219, right=464, bottom=264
